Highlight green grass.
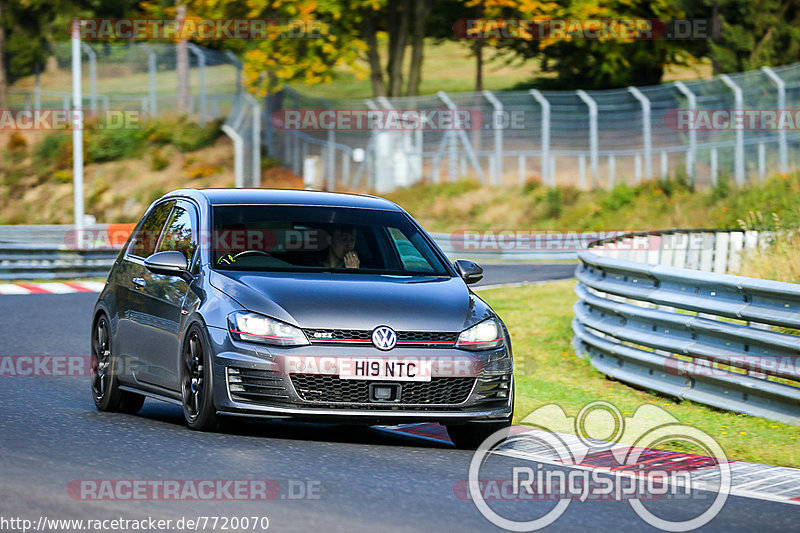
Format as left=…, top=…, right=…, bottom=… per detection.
left=479, top=280, right=800, bottom=467
left=386, top=173, right=800, bottom=234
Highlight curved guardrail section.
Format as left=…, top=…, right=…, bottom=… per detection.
left=573, top=231, right=800, bottom=425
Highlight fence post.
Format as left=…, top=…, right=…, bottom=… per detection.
left=34, top=65, right=41, bottom=110
left=758, top=142, right=766, bottom=181
left=80, top=43, right=97, bottom=114
left=576, top=90, right=598, bottom=188
left=579, top=155, right=586, bottom=189
left=529, top=89, right=550, bottom=186
left=518, top=155, right=525, bottom=185
left=661, top=152, right=668, bottom=179
left=720, top=74, right=744, bottom=185
left=141, top=44, right=157, bottom=116
left=608, top=154, right=615, bottom=188
left=483, top=90, right=503, bottom=185
left=634, top=154, right=642, bottom=183
left=673, top=82, right=696, bottom=183
left=628, top=86, right=652, bottom=180
left=248, top=94, right=261, bottom=187
left=437, top=90, right=485, bottom=183
left=761, top=66, right=788, bottom=174
left=710, top=147, right=718, bottom=185
left=187, top=43, right=207, bottom=124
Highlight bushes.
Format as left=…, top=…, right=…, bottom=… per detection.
left=31, top=117, right=222, bottom=182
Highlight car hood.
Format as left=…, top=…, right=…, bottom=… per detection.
left=208, top=269, right=492, bottom=332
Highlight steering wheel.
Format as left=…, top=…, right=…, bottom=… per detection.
left=218, top=250, right=273, bottom=265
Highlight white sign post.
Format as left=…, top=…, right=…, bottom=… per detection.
left=72, top=20, right=84, bottom=248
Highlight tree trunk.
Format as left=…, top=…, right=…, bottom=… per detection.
left=0, top=0, right=7, bottom=111
left=405, top=0, right=431, bottom=97
left=474, top=3, right=484, bottom=92
left=362, top=8, right=386, bottom=97
left=176, top=2, right=190, bottom=115
left=386, top=0, right=411, bottom=97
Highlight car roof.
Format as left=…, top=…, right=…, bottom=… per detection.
left=165, top=188, right=403, bottom=211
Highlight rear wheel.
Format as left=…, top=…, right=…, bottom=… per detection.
left=446, top=419, right=512, bottom=450
left=181, top=325, right=222, bottom=431
left=90, top=314, right=145, bottom=414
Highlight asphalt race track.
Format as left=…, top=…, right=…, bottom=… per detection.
left=0, top=265, right=796, bottom=532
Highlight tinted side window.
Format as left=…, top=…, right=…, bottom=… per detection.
left=157, top=206, right=196, bottom=262
left=130, top=201, right=174, bottom=258
left=388, top=227, right=434, bottom=272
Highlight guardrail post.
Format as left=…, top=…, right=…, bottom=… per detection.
left=628, top=86, right=652, bottom=180
left=187, top=43, right=207, bottom=124
left=483, top=90, right=504, bottom=185
left=673, top=82, right=696, bottom=183
left=720, top=74, right=745, bottom=185
left=529, top=89, right=551, bottom=186
left=80, top=43, right=97, bottom=114
left=761, top=66, right=788, bottom=175
left=141, top=44, right=157, bottom=116
left=576, top=90, right=598, bottom=188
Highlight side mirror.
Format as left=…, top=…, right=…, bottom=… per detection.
left=454, top=259, right=483, bottom=285
left=145, top=251, right=192, bottom=281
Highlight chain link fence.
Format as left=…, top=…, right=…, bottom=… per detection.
left=267, top=62, right=800, bottom=192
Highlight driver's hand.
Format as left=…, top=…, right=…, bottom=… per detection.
left=344, top=251, right=360, bottom=269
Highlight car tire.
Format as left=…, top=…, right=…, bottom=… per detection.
left=91, top=314, right=145, bottom=414
left=181, top=324, right=222, bottom=431
left=446, top=418, right=512, bottom=450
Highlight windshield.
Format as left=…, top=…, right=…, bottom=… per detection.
left=210, top=205, right=451, bottom=277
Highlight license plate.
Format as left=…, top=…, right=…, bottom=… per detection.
left=339, top=358, right=431, bottom=381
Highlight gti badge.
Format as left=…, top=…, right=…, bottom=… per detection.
left=371, top=326, right=397, bottom=351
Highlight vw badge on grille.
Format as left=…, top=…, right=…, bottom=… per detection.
left=371, top=326, right=397, bottom=350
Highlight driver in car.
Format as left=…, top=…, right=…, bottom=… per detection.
left=320, top=225, right=360, bottom=269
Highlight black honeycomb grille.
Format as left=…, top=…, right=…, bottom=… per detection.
left=290, top=374, right=475, bottom=405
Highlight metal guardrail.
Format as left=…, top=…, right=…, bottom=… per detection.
left=573, top=230, right=800, bottom=425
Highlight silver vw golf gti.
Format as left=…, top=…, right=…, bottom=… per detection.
left=91, top=189, right=513, bottom=448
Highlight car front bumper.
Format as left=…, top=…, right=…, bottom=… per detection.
left=207, top=326, right=514, bottom=425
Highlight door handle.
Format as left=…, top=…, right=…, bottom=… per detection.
left=132, top=277, right=146, bottom=289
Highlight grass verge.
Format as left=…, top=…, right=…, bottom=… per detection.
left=479, top=279, right=800, bottom=467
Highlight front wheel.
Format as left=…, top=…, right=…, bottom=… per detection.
left=181, top=324, right=222, bottom=431
left=446, top=419, right=512, bottom=450
left=90, top=314, right=145, bottom=414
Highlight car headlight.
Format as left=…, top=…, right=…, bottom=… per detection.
left=456, top=318, right=504, bottom=351
left=228, top=311, right=309, bottom=346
